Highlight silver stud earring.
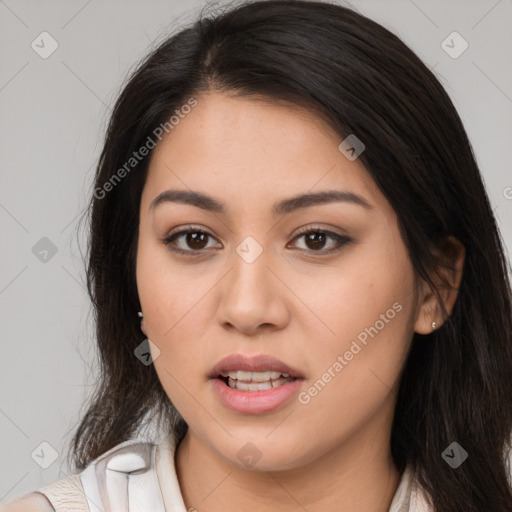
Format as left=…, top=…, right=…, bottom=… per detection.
left=138, top=311, right=143, bottom=318
left=432, top=321, right=436, bottom=331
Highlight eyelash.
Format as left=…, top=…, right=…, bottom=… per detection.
left=162, top=224, right=352, bottom=257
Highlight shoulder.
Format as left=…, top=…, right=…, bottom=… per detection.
left=1, top=492, right=55, bottom=511
left=1, top=438, right=157, bottom=512
left=3, top=473, right=88, bottom=512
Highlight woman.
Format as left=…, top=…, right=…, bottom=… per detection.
left=4, top=0, right=512, bottom=511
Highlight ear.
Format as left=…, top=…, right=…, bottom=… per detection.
left=414, top=235, right=466, bottom=335
left=138, top=311, right=148, bottom=336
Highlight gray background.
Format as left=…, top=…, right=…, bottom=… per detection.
left=1, top=0, right=511, bottom=503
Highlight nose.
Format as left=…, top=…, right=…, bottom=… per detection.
left=216, top=244, right=290, bottom=336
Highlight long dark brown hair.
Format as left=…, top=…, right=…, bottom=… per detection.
left=70, top=1, right=512, bottom=510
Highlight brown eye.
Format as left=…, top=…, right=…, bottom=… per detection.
left=291, top=228, right=352, bottom=254
left=183, top=232, right=209, bottom=250
left=163, top=228, right=220, bottom=255
left=304, top=231, right=327, bottom=250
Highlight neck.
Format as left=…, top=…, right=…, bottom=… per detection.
left=175, top=417, right=401, bottom=512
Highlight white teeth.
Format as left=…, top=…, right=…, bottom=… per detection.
left=219, top=369, right=298, bottom=391
left=227, top=376, right=293, bottom=391
left=223, top=370, right=286, bottom=382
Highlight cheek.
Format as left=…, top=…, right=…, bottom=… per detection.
left=295, top=243, right=413, bottom=356
left=294, top=298, right=412, bottom=452
left=136, top=243, right=211, bottom=402
left=136, top=237, right=201, bottom=338
left=152, top=343, right=197, bottom=413
left=296, top=237, right=414, bottom=405
left=151, top=317, right=218, bottom=430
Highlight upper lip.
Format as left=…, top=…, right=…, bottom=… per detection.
left=209, top=354, right=305, bottom=379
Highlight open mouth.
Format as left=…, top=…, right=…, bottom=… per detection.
left=211, top=365, right=305, bottom=414
left=217, top=371, right=299, bottom=391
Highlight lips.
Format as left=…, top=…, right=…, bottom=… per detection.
left=209, top=354, right=305, bottom=414
left=209, top=353, right=305, bottom=380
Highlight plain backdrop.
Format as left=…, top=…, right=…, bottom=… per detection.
left=1, top=0, right=511, bottom=503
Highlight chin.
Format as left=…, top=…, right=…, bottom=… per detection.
left=210, top=433, right=312, bottom=472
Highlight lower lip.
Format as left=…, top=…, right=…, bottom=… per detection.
left=210, top=377, right=304, bottom=414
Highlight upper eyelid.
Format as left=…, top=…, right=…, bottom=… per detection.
left=165, top=224, right=345, bottom=240
left=164, top=225, right=348, bottom=251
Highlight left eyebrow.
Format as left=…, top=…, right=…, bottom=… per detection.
left=149, top=189, right=374, bottom=216
left=272, top=190, right=374, bottom=215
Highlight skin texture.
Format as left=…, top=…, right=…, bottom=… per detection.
left=136, top=92, right=465, bottom=512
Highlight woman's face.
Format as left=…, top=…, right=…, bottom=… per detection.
left=136, top=92, right=424, bottom=471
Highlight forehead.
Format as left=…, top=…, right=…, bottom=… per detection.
left=143, top=92, right=385, bottom=215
